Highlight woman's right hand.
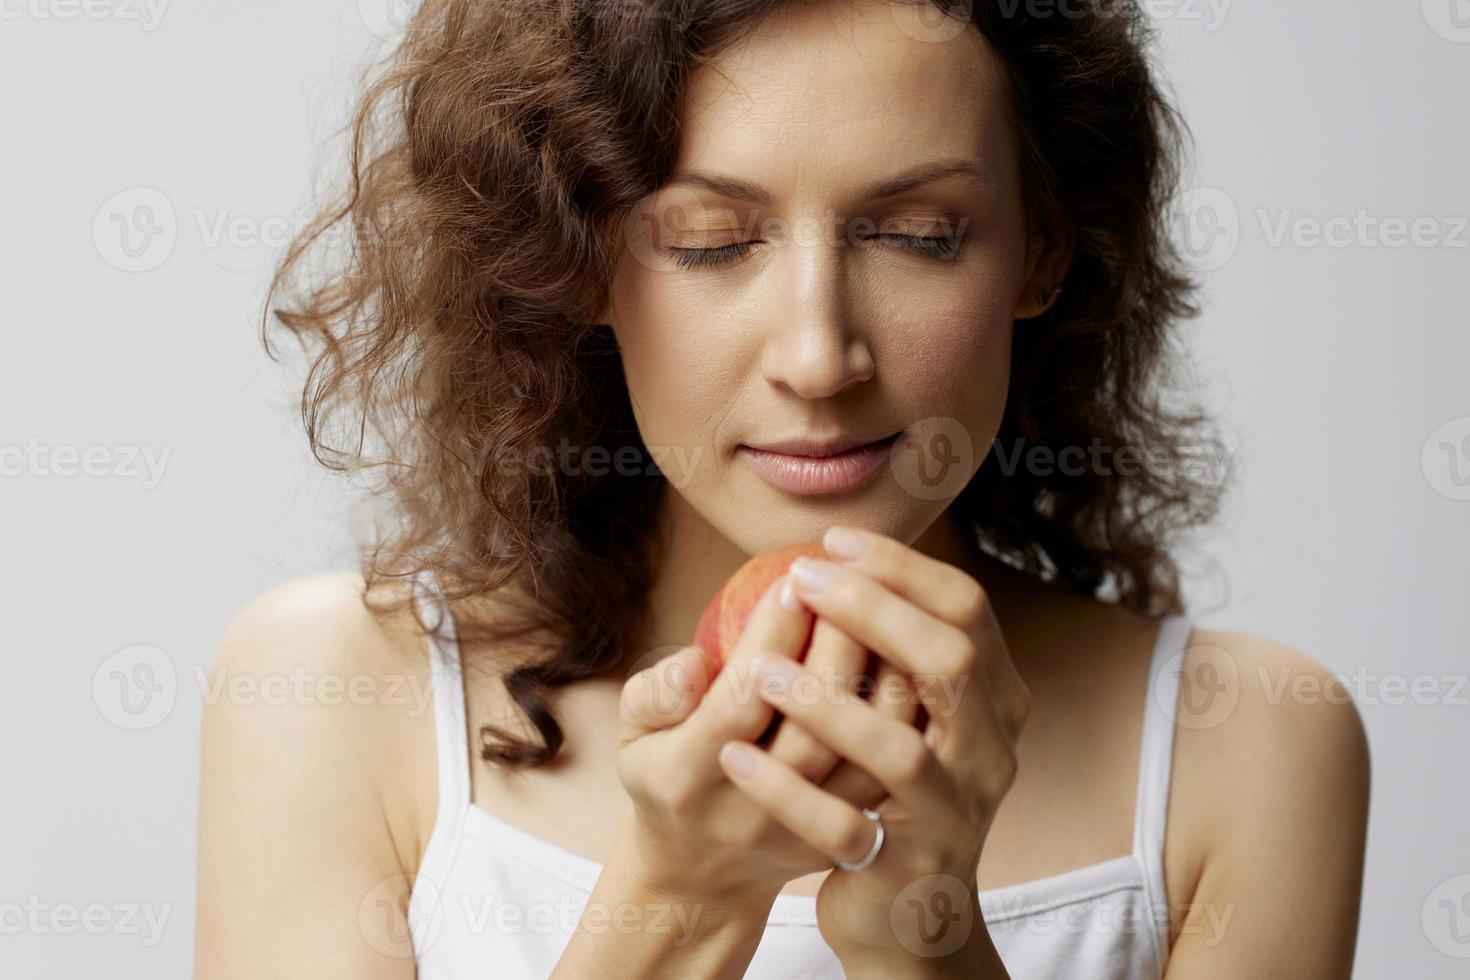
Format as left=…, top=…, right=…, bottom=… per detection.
left=614, top=573, right=918, bottom=906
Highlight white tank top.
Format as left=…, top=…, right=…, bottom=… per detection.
left=406, top=570, right=1191, bottom=979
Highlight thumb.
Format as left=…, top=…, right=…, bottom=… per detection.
left=618, top=645, right=716, bottom=745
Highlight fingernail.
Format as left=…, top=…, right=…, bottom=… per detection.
left=791, top=557, right=836, bottom=594
left=779, top=575, right=802, bottom=610
left=720, top=741, right=757, bottom=779
left=823, top=525, right=869, bottom=561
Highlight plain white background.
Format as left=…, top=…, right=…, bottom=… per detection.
left=2, top=1, right=1467, bottom=976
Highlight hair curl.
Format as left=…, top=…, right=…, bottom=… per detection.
left=263, top=0, right=1231, bottom=769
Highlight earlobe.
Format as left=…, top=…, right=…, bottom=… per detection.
left=1013, top=282, right=1063, bottom=321
left=1013, top=209, right=1075, bottom=320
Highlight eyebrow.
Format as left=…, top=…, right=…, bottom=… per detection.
left=664, top=157, right=996, bottom=206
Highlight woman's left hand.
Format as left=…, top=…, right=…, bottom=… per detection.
left=716, top=526, right=1032, bottom=976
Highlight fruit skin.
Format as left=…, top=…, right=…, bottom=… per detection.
left=693, top=542, right=827, bottom=673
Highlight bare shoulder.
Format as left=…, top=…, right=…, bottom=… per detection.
left=1176, top=626, right=1371, bottom=786
left=215, top=570, right=430, bottom=677
left=1164, top=626, right=1371, bottom=968
left=203, top=571, right=437, bottom=876
left=196, top=571, right=443, bottom=977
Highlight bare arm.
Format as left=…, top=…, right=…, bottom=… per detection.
left=549, top=826, right=779, bottom=980
left=193, top=575, right=426, bottom=980
left=1164, top=635, right=1371, bottom=978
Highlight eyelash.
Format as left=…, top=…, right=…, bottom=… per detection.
left=668, top=233, right=963, bottom=270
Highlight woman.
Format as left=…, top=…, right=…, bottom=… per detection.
left=194, top=0, right=1370, bottom=977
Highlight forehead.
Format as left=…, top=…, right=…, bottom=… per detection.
left=672, top=0, right=1015, bottom=202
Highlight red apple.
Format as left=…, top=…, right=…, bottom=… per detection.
left=693, top=541, right=827, bottom=673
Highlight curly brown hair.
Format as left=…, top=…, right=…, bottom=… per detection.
left=262, top=0, right=1230, bottom=769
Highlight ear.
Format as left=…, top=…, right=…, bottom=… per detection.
left=1012, top=199, right=1075, bottom=320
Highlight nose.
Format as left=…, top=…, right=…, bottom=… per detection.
left=760, top=240, right=875, bottom=399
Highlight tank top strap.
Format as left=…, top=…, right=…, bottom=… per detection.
left=412, top=568, right=472, bottom=827
left=1131, top=612, right=1194, bottom=962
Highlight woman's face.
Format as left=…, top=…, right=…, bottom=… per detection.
left=604, top=0, right=1064, bottom=556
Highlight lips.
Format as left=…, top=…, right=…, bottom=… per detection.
left=741, top=431, right=901, bottom=458
left=736, top=431, right=902, bottom=495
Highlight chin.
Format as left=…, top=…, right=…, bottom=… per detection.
left=715, top=483, right=925, bottom=550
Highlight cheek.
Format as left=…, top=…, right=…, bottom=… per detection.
left=608, top=275, right=731, bottom=451
left=868, top=259, right=1015, bottom=422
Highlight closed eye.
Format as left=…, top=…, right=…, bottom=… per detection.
left=884, top=233, right=963, bottom=261
left=667, top=233, right=963, bottom=270
left=669, top=240, right=758, bottom=270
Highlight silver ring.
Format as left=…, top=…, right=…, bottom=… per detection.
left=835, top=807, right=885, bottom=872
